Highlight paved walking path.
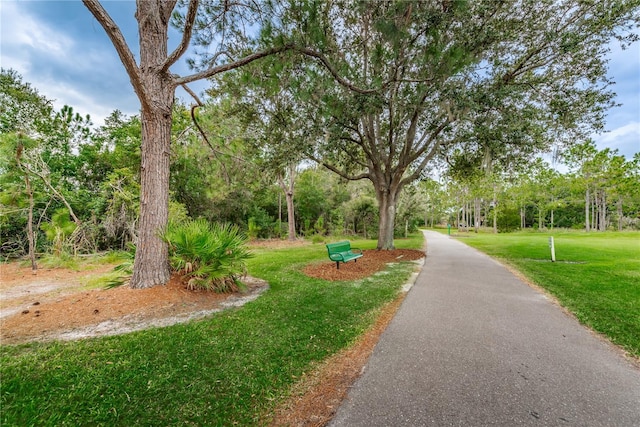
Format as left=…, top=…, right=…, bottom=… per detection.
left=330, top=230, right=640, bottom=426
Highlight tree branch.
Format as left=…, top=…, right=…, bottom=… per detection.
left=293, top=46, right=378, bottom=95
left=406, top=117, right=451, bottom=167
left=400, top=139, right=444, bottom=187
left=181, top=82, right=204, bottom=106
left=163, top=0, right=200, bottom=72
left=175, top=45, right=292, bottom=85
left=82, top=0, right=147, bottom=110
left=308, top=154, right=371, bottom=182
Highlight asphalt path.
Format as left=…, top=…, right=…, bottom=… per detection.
left=329, top=230, right=640, bottom=426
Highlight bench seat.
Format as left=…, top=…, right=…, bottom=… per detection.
left=326, top=241, right=363, bottom=269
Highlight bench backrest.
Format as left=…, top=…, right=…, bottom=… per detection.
left=326, top=241, right=352, bottom=254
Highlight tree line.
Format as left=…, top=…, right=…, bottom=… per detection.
left=2, top=69, right=638, bottom=266
left=2, top=0, right=638, bottom=289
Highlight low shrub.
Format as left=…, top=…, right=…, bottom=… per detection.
left=162, top=219, right=252, bottom=292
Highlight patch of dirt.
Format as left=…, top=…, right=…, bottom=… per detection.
left=249, top=239, right=312, bottom=249
left=0, top=248, right=423, bottom=345
left=0, top=266, right=269, bottom=345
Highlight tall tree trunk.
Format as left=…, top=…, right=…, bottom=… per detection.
left=130, top=103, right=173, bottom=288
left=277, top=165, right=297, bottom=241
left=599, top=191, right=607, bottom=231
left=591, top=194, right=596, bottom=232
left=285, top=191, right=296, bottom=240
left=278, top=192, right=282, bottom=237
left=492, top=191, right=498, bottom=234
left=375, top=187, right=397, bottom=250
left=129, top=4, right=174, bottom=289
left=538, top=207, right=542, bottom=230
left=465, top=202, right=469, bottom=230
left=474, top=198, right=480, bottom=233
left=585, top=187, right=590, bottom=232
left=617, top=199, right=623, bottom=231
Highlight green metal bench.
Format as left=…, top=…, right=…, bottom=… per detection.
left=326, top=241, right=363, bottom=269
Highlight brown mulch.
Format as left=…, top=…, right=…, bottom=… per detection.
left=303, top=249, right=425, bottom=281
left=0, top=272, right=267, bottom=345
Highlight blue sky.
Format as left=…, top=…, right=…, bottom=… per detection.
left=1, top=1, right=639, bottom=159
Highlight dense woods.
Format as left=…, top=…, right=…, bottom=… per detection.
left=1, top=0, right=639, bottom=288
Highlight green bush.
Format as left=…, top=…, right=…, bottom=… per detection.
left=247, top=217, right=261, bottom=240
left=40, top=208, right=77, bottom=255
left=162, top=219, right=252, bottom=292
left=311, top=234, right=326, bottom=244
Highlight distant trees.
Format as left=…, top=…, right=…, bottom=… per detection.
left=1, top=70, right=92, bottom=266
left=564, top=140, right=640, bottom=231
left=442, top=143, right=640, bottom=232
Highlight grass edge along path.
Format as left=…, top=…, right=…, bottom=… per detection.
left=0, top=235, right=424, bottom=426
left=446, top=230, right=640, bottom=360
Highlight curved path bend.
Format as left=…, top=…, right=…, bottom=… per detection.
left=330, top=230, right=640, bottom=426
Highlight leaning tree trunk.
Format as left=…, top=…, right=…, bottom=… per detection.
left=16, top=146, right=37, bottom=273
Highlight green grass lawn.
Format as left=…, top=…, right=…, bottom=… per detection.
left=0, top=235, right=423, bottom=426
left=450, top=230, right=640, bottom=357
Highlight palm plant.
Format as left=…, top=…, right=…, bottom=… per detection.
left=162, top=219, right=252, bottom=292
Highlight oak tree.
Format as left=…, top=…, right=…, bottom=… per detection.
left=298, top=0, right=638, bottom=249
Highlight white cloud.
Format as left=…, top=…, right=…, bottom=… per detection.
left=33, top=76, right=137, bottom=125
left=1, top=2, right=140, bottom=126
left=594, top=121, right=640, bottom=158
left=1, top=2, right=74, bottom=59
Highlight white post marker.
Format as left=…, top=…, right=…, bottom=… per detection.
left=549, top=236, right=556, bottom=262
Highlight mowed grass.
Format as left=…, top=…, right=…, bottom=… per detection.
left=456, top=231, right=640, bottom=357
left=0, top=235, right=423, bottom=426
